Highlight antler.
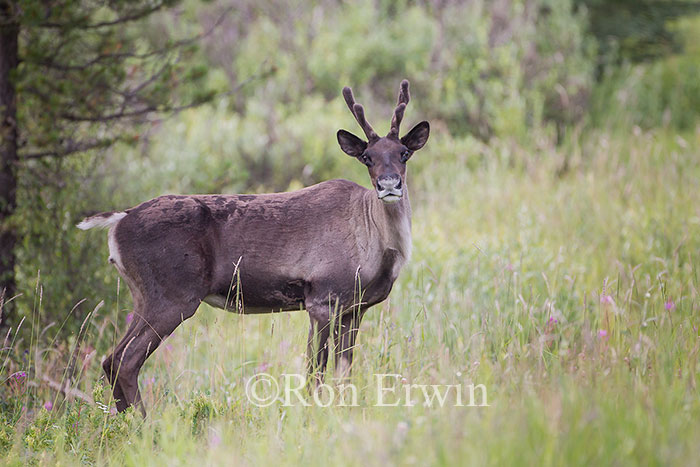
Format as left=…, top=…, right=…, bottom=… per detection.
left=342, top=86, right=379, bottom=142
left=389, top=79, right=410, bottom=138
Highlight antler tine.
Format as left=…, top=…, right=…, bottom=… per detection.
left=342, top=86, right=378, bottom=141
left=389, top=103, right=406, bottom=137
left=342, top=86, right=356, bottom=112
left=352, top=104, right=378, bottom=141
left=389, top=79, right=410, bottom=137
left=397, top=79, right=410, bottom=106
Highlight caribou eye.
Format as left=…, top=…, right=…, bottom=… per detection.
left=400, top=150, right=411, bottom=163
left=361, top=154, right=373, bottom=166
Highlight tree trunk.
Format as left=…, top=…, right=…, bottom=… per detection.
left=0, top=7, right=19, bottom=327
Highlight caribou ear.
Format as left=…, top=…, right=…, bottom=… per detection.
left=337, top=129, right=367, bottom=158
left=401, top=121, right=430, bottom=151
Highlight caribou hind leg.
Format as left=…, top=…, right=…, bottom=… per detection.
left=103, top=317, right=141, bottom=412
left=102, top=291, right=147, bottom=412
left=103, top=297, right=199, bottom=414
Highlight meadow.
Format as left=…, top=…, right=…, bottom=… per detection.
left=2, top=121, right=699, bottom=465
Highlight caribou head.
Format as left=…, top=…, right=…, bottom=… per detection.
left=337, top=80, right=430, bottom=204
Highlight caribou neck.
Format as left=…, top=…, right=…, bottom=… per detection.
left=364, top=184, right=412, bottom=263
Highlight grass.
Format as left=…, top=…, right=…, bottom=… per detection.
left=2, top=125, right=700, bottom=465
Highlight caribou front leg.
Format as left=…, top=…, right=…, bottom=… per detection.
left=306, top=303, right=332, bottom=386
left=333, top=309, right=364, bottom=379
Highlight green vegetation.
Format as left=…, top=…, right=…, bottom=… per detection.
left=2, top=0, right=700, bottom=465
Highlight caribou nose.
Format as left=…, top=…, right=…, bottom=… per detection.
left=377, top=174, right=401, bottom=192
left=376, top=174, right=402, bottom=203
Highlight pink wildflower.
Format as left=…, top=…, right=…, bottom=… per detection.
left=209, top=431, right=222, bottom=449
left=7, top=371, right=27, bottom=396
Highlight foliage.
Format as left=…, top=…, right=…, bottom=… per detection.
left=576, top=0, right=700, bottom=65
left=197, top=0, right=595, bottom=141
left=588, top=15, right=700, bottom=130
left=17, top=0, right=212, bottom=158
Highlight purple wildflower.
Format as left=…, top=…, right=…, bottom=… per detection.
left=7, top=371, right=27, bottom=396
left=126, top=312, right=134, bottom=324
left=600, top=295, right=614, bottom=305
left=665, top=300, right=675, bottom=311
left=598, top=329, right=608, bottom=339
left=9, top=371, right=27, bottom=385
left=44, top=401, right=53, bottom=411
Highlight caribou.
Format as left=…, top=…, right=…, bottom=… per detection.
left=78, top=80, right=430, bottom=413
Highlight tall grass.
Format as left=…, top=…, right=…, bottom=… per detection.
left=1, top=125, right=699, bottom=465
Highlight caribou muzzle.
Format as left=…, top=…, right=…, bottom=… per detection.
left=376, top=174, right=402, bottom=203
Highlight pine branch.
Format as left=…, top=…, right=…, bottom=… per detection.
left=21, top=138, right=115, bottom=160
left=20, top=62, right=275, bottom=161
left=39, top=2, right=168, bottom=30
left=32, top=5, right=233, bottom=72
left=60, top=62, right=275, bottom=123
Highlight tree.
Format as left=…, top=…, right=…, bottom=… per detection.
left=0, top=0, right=218, bottom=327
left=0, top=1, right=18, bottom=327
